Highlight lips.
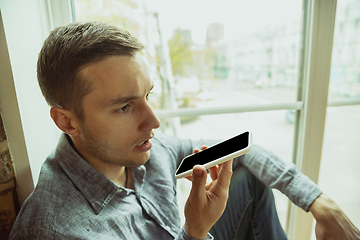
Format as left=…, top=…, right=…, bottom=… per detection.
left=135, top=135, right=154, bottom=152
left=137, top=140, right=149, bottom=146
left=135, top=139, right=152, bottom=152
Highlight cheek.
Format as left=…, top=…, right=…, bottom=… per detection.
left=103, top=117, right=139, bottom=142
left=84, top=110, right=141, bottom=139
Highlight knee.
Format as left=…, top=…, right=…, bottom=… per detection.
left=230, top=166, right=257, bottom=190
left=230, top=166, right=273, bottom=202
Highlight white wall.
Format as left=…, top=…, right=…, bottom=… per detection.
left=0, top=0, right=63, bottom=194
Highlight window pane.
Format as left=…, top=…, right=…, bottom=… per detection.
left=328, top=0, right=360, bottom=102
left=74, top=0, right=302, bottom=232
left=311, top=0, right=360, bottom=238
left=74, top=0, right=303, bottom=113
left=311, top=105, right=360, bottom=239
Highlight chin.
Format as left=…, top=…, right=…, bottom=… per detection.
left=134, top=151, right=151, bottom=166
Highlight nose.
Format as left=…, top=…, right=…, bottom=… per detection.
left=139, top=101, right=160, bottom=131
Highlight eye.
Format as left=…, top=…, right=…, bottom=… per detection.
left=118, top=104, right=130, bottom=113
left=146, top=91, right=153, bottom=101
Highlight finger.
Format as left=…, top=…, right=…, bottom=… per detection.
left=185, top=175, right=193, bottom=181
left=208, top=165, right=218, bottom=181
left=189, top=165, right=207, bottom=199
left=216, top=159, right=233, bottom=188
left=193, top=148, right=200, bottom=154
left=200, top=145, right=208, bottom=150
left=205, top=180, right=214, bottom=191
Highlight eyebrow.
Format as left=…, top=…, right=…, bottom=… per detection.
left=108, top=95, right=138, bottom=107
left=107, top=84, right=154, bottom=107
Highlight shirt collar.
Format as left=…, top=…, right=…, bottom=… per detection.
left=55, top=133, right=119, bottom=214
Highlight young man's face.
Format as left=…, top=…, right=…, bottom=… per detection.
left=73, top=53, right=160, bottom=168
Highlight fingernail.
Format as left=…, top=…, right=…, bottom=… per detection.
left=194, top=169, right=203, bottom=176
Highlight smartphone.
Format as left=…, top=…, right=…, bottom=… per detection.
left=175, top=131, right=252, bottom=179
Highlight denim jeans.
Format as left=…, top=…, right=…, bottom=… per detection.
left=209, top=166, right=288, bottom=240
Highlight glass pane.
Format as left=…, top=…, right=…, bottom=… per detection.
left=173, top=110, right=295, bottom=229
left=74, top=0, right=303, bottom=115
left=310, top=105, right=360, bottom=239
left=311, top=0, right=360, bottom=237
left=328, top=0, right=360, bottom=102
left=74, top=0, right=302, bottom=232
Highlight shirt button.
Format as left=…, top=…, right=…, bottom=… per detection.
left=165, top=225, right=171, bottom=231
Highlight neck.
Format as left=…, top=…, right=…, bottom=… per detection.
left=113, top=166, right=128, bottom=187
left=86, top=161, right=128, bottom=187
left=69, top=135, right=128, bottom=187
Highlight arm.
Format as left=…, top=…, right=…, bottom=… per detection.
left=172, top=135, right=320, bottom=210
left=236, top=145, right=360, bottom=240
left=171, top=135, right=359, bottom=239
left=236, top=144, right=322, bottom=211
left=309, top=193, right=360, bottom=240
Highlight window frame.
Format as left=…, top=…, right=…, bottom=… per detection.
left=0, top=11, right=33, bottom=205
left=287, top=0, right=337, bottom=239
left=146, top=0, right=342, bottom=238
left=5, top=0, right=360, bottom=238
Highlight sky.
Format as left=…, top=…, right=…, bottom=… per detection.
left=146, top=0, right=303, bottom=44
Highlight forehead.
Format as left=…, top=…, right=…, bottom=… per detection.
left=79, top=53, right=152, bottom=105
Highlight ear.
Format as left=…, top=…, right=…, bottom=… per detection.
left=50, top=106, right=80, bottom=136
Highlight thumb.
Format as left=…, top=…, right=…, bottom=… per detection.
left=189, top=165, right=207, bottom=199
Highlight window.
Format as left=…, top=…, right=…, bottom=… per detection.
left=74, top=0, right=305, bottom=229
left=1, top=0, right=349, bottom=238
left=2, top=1, right=358, bottom=238
left=74, top=0, right=303, bottom=113
left=312, top=0, right=360, bottom=238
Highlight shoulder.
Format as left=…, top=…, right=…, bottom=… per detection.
left=151, top=133, right=196, bottom=168
left=152, top=133, right=182, bottom=148
left=10, top=191, right=61, bottom=239
left=152, top=133, right=194, bottom=157
left=10, top=158, right=85, bottom=238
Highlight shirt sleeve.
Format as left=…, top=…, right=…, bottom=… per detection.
left=175, top=228, right=214, bottom=240
left=162, top=133, right=322, bottom=211
left=235, top=144, right=322, bottom=212
left=171, top=135, right=322, bottom=212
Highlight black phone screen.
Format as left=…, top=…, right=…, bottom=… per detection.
left=176, top=131, right=249, bottom=175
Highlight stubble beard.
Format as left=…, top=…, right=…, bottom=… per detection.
left=80, top=123, right=138, bottom=167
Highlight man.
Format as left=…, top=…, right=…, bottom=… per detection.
left=9, top=22, right=359, bottom=240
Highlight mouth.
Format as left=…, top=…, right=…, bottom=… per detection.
left=137, top=139, right=149, bottom=146
left=135, top=135, right=154, bottom=152
left=137, top=133, right=154, bottom=145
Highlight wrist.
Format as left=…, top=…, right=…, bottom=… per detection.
left=184, top=222, right=208, bottom=239
left=309, top=193, right=340, bottom=221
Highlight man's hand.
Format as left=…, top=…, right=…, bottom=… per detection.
left=183, top=146, right=233, bottom=239
left=309, top=193, right=360, bottom=240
